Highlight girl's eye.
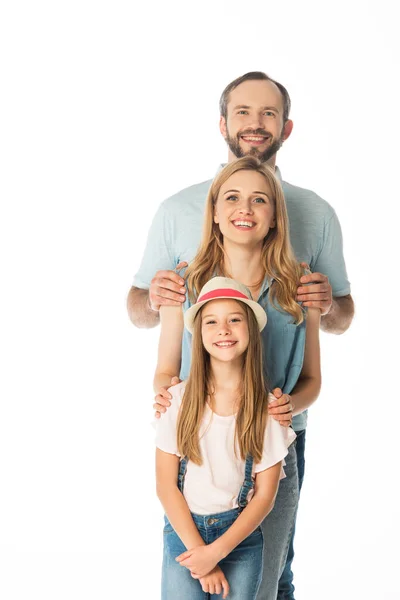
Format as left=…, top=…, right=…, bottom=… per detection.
left=230, top=318, right=241, bottom=323
left=205, top=320, right=216, bottom=325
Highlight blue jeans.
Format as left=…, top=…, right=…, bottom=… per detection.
left=256, top=439, right=299, bottom=600
left=162, top=509, right=263, bottom=599
left=277, top=429, right=306, bottom=600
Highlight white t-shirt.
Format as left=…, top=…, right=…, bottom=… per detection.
left=155, top=381, right=296, bottom=515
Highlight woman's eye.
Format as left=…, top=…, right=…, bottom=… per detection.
left=226, top=195, right=238, bottom=202
left=254, top=197, right=266, bottom=204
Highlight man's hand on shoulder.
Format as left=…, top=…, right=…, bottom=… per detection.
left=149, top=261, right=188, bottom=311
left=296, top=262, right=332, bottom=315
left=296, top=262, right=354, bottom=334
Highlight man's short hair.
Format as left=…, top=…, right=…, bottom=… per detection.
left=219, top=71, right=291, bottom=123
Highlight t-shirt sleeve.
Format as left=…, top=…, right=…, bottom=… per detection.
left=313, top=209, right=351, bottom=297
left=132, top=202, right=176, bottom=289
left=154, top=384, right=183, bottom=456
left=254, top=395, right=296, bottom=475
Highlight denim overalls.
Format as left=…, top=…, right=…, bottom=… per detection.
left=161, top=455, right=264, bottom=599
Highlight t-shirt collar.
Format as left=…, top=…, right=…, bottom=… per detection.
left=216, top=163, right=283, bottom=181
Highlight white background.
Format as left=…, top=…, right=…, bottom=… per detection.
left=1, top=1, right=399, bottom=598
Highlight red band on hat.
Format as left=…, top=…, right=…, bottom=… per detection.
left=197, top=288, right=249, bottom=304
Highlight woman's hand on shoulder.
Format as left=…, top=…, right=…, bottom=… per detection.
left=154, top=377, right=181, bottom=418
left=268, top=388, right=294, bottom=427
left=198, top=566, right=230, bottom=599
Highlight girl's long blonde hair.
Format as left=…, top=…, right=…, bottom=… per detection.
left=185, top=156, right=304, bottom=324
left=177, top=303, right=268, bottom=465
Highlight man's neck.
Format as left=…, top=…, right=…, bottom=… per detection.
left=227, top=149, right=277, bottom=169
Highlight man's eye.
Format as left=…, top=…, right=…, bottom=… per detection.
left=238, top=110, right=248, bottom=115
left=264, top=111, right=275, bottom=117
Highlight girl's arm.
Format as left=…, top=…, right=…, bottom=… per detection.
left=206, top=462, right=281, bottom=561
left=177, top=462, right=281, bottom=576
left=156, top=448, right=206, bottom=550
left=153, top=305, right=184, bottom=392
left=291, top=306, right=321, bottom=416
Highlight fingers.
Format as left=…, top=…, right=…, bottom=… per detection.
left=296, top=291, right=331, bottom=302
left=149, top=270, right=187, bottom=309
left=175, top=261, right=188, bottom=271
left=222, top=577, right=230, bottom=598
left=176, top=550, right=190, bottom=563
left=269, top=404, right=293, bottom=416
left=171, top=376, right=181, bottom=386
left=271, top=387, right=283, bottom=399
left=299, top=272, right=328, bottom=285
left=268, top=393, right=290, bottom=409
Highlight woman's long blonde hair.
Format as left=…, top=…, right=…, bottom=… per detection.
left=185, top=156, right=304, bottom=324
left=177, top=302, right=268, bottom=464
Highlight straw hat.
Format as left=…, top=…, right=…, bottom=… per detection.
left=184, top=277, right=267, bottom=333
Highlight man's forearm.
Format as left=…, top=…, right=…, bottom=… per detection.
left=321, top=294, right=354, bottom=335
left=127, top=286, right=160, bottom=329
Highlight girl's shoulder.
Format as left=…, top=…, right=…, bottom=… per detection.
left=167, top=380, right=187, bottom=406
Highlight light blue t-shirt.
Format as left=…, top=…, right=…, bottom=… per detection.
left=133, top=167, right=351, bottom=430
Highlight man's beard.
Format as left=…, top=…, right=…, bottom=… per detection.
left=225, top=127, right=285, bottom=163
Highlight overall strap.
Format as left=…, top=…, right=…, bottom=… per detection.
left=177, top=457, right=189, bottom=494
left=237, top=455, right=255, bottom=509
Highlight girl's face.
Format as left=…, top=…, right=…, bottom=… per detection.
left=213, top=169, right=275, bottom=248
left=201, top=299, right=250, bottom=364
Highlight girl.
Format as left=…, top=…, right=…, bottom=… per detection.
left=155, top=156, right=321, bottom=599
left=156, top=277, right=297, bottom=599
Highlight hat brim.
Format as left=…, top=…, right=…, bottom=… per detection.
left=184, top=295, right=267, bottom=334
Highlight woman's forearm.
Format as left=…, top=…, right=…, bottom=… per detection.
left=157, top=485, right=206, bottom=550
left=291, top=375, right=321, bottom=416
left=153, top=371, right=180, bottom=394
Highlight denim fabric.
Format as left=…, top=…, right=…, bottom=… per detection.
left=277, top=429, right=306, bottom=600
left=162, top=511, right=263, bottom=599
left=256, top=440, right=299, bottom=600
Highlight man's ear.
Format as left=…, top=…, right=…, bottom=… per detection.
left=282, top=119, right=293, bottom=142
left=219, top=116, right=227, bottom=139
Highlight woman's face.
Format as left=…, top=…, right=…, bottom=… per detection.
left=201, top=299, right=249, bottom=364
left=213, top=169, right=275, bottom=248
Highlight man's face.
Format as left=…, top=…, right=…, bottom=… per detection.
left=220, top=80, right=292, bottom=163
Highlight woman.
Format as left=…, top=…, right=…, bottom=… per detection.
left=155, top=156, right=321, bottom=599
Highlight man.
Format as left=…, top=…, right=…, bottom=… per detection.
left=128, top=72, right=354, bottom=599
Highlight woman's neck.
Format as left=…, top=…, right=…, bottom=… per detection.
left=222, top=240, right=265, bottom=297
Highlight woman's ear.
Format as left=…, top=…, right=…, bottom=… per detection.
left=213, top=208, right=219, bottom=224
